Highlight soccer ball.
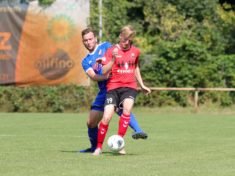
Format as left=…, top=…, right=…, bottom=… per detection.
left=107, top=135, right=125, bottom=152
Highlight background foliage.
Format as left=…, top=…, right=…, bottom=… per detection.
left=1, top=0, right=235, bottom=112
left=0, top=85, right=94, bottom=112
left=90, top=0, right=235, bottom=107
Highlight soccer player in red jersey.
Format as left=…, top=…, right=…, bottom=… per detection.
left=93, top=25, right=151, bottom=156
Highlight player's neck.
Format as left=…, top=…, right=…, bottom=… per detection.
left=89, top=44, right=98, bottom=53
left=117, top=44, right=131, bottom=51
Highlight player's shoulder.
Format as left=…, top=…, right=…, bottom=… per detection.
left=131, top=45, right=140, bottom=54
left=131, top=45, right=140, bottom=50
left=104, top=45, right=117, bottom=56
left=81, top=58, right=86, bottom=68
left=82, top=54, right=89, bottom=61
left=98, top=41, right=112, bottom=49
left=107, top=44, right=117, bottom=51
left=81, top=54, right=90, bottom=65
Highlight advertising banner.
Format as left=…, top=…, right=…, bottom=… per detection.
left=0, top=0, right=89, bottom=86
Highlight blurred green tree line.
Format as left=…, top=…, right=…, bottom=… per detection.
left=90, top=0, right=235, bottom=107
left=1, top=0, right=235, bottom=112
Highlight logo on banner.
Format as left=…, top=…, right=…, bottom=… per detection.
left=35, top=49, right=74, bottom=80
left=47, top=14, right=75, bottom=42
left=0, top=32, right=12, bottom=60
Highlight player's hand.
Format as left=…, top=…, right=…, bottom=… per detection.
left=104, top=72, right=111, bottom=79
left=141, top=85, right=151, bottom=95
left=93, top=62, right=100, bottom=71
left=96, top=57, right=105, bottom=64
left=112, top=47, right=119, bottom=60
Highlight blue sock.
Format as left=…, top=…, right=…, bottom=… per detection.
left=117, top=110, right=142, bottom=133
left=88, top=127, right=98, bottom=150
left=129, top=113, right=142, bottom=133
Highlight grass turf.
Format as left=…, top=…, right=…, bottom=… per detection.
left=0, top=109, right=235, bottom=176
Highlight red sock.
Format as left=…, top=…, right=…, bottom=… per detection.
left=118, top=113, right=130, bottom=137
left=96, top=122, right=109, bottom=149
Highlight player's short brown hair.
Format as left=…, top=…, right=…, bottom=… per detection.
left=81, top=27, right=97, bottom=37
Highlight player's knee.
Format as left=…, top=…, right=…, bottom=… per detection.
left=101, top=117, right=111, bottom=125
left=87, top=120, right=99, bottom=128
left=122, top=109, right=131, bottom=116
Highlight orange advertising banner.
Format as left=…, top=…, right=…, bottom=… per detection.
left=0, top=0, right=89, bottom=86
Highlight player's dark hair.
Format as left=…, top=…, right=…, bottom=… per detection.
left=81, top=27, right=97, bottom=37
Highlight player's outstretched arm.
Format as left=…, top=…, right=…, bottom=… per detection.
left=135, top=66, right=151, bottom=95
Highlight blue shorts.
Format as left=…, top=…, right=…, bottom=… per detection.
left=91, top=90, right=106, bottom=112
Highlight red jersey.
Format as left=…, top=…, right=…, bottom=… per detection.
left=103, top=44, right=140, bottom=91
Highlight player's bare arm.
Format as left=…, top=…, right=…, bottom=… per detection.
left=102, top=47, right=118, bottom=75
left=135, top=66, right=151, bottom=95
left=87, top=69, right=109, bottom=81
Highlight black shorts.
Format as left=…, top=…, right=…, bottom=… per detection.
left=105, top=87, right=138, bottom=109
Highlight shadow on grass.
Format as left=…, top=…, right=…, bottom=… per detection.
left=60, top=150, right=136, bottom=156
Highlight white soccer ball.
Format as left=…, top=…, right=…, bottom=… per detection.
left=107, top=135, right=125, bottom=152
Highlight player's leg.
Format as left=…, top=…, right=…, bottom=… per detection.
left=118, top=98, right=134, bottom=137
left=116, top=109, right=148, bottom=139
left=115, top=97, right=134, bottom=155
left=80, top=91, right=105, bottom=153
left=79, top=108, right=103, bottom=153
left=117, top=88, right=137, bottom=137
left=130, top=113, right=148, bottom=139
left=93, top=104, right=115, bottom=156
left=93, top=90, right=117, bottom=156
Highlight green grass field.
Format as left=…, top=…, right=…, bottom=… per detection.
left=0, top=108, right=235, bottom=176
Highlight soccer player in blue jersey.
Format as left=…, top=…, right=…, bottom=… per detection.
left=80, top=27, right=148, bottom=153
